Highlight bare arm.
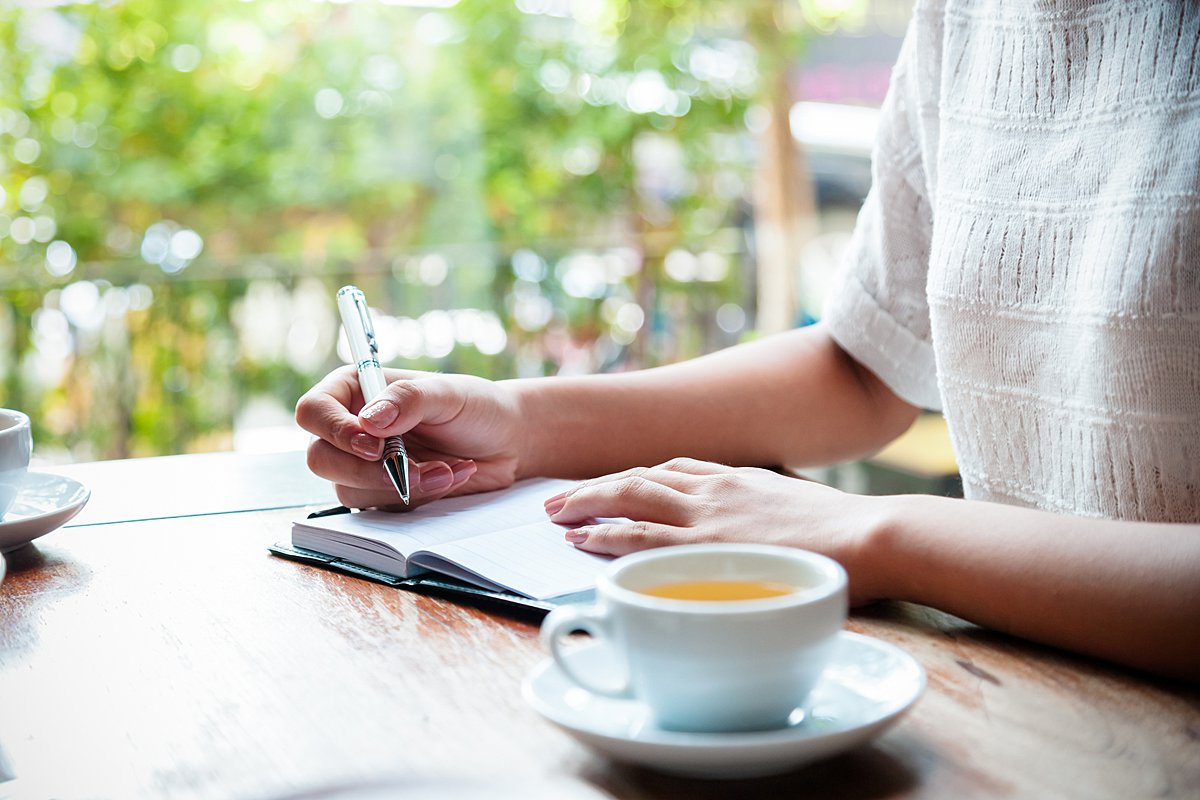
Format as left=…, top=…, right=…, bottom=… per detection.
left=870, top=495, right=1200, bottom=680
left=297, top=322, right=917, bottom=507
left=510, top=322, right=920, bottom=479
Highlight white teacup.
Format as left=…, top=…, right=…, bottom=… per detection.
left=540, top=543, right=847, bottom=733
left=0, top=409, right=32, bottom=519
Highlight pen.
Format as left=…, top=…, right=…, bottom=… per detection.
left=336, top=285, right=411, bottom=505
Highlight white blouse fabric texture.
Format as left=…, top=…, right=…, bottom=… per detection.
left=824, top=0, right=1200, bottom=523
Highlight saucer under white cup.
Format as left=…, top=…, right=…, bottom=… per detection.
left=0, top=472, right=90, bottom=553
left=523, top=631, right=925, bottom=779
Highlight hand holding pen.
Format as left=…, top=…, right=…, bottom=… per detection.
left=336, top=285, right=411, bottom=504
left=298, top=292, right=537, bottom=508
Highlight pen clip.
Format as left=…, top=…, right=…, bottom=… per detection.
left=351, top=290, right=379, bottom=358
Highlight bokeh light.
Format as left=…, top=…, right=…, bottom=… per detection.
left=44, top=240, right=77, bottom=277
left=314, top=88, right=344, bottom=118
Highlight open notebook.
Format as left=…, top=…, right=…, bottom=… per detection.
left=286, top=478, right=612, bottom=604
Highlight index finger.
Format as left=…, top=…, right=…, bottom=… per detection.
left=544, top=458, right=726, bottom=506
left=548, top=474, right=696, bottom=527
left=295, top=366, right=375, bottom=457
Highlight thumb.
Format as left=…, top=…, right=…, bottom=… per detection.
left=359, top=377, right=467, bottom=437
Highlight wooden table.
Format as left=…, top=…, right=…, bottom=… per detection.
left=1, top=452, right=1197, bottom=799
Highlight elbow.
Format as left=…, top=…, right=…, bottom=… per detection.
left=836, top=341, right=922, bottom=446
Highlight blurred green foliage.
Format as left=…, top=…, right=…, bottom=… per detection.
left=0, top=0, right=849, bottom=461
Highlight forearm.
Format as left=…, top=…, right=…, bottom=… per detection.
left=505, top=323, right=919, bottom=479
left=867, top=495, right=1200, bottom=680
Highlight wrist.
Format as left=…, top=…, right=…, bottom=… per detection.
left=500, top=377, right=557, bottom=479
left=852, top=493, right=922, bottom=604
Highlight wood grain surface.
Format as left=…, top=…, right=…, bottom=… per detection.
left=1, top=487, right=1198, bottom=799
left=47, top=450, right=334, bottom=528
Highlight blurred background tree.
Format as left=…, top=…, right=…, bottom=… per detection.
left=0, top=0, right=907, bottom=462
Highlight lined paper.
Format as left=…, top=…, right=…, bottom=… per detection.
left=414, top=521, right=611, bottom=600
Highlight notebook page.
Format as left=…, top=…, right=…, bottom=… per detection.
left=293, top=478, right=574, bottom=559
left=412, top=520, right=613, bottom=600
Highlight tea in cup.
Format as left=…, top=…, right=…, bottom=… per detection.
left=540, top=543, right=847, bottom=733
left=0, top=409, right=31, bottom=519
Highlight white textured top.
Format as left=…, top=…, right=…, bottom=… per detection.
left=824, top=0, right=1200, bottom=523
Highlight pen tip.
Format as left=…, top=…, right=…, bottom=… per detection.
left=384, top=453, right=410, bottom=505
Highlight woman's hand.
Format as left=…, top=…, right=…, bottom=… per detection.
left=542, top=457, right=890, bottom=604
left=295, top=366, right=525, bottom=510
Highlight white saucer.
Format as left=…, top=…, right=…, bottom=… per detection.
left=522, top=630, right=924, bottom=779
left=0, top=472, right=90, bottom=553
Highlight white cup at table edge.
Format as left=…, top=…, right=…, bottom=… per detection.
left=0, top=409, right=32, bottom=521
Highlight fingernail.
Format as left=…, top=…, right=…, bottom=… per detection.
left=450, top=460, right=476, bottom=485
left=351, top=434, right=381, bottom=458
left=544, top=486, right=580, bottom=511
left=420, top=464, right=453, bottom=493
left=361, top=400, right=398, bottom=427
left=565, top=529, right=588, bottom=543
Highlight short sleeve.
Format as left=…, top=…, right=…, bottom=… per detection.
left=822, top=18, right=942, bottom=411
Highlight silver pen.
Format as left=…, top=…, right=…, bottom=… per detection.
left=336, top=285, right=411, bottom=505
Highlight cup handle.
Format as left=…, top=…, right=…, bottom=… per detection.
left=540, top=603, right=630, bottom=698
